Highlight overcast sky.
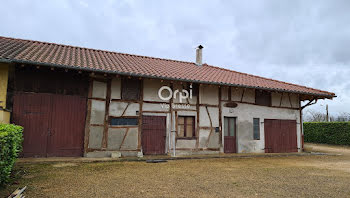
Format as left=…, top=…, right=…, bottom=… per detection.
left=1, top=0, right=349, bottom=115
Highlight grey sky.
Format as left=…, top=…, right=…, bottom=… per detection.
left=1, top=0, right=349, bottom=115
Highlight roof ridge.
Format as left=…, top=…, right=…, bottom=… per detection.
left=204, top=63, right=335, bottom=95
left=0, top=35, right=196, bottom=65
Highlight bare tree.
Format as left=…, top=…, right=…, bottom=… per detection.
left=336, top=112, right=350, bottom=121
left=303, top=110, right=350, bottom=122
left=303, top=109, right=327, bottom=122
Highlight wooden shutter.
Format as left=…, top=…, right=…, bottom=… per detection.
left=122, top=79, right=141, bottom=100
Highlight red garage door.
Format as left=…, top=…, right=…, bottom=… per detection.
left=141, top=116, right=166, bottom=155
left=264, top=119, right=298, bottom=153
left=13, top=93, right=87, bottom=157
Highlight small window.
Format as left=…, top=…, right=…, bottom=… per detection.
left=253, top=118, right=260, bottom=140
left=224, top=117, right=236, bottom=137
left=178, top=116, right=195, bottom=138
left=122, top=79, right=141, bottom=100
left=255, top=90, right=271, bottom=106
left=110, top=117, right=138, bottom=126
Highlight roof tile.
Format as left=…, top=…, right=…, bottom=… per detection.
left=0, top=36, right=335, bottom=97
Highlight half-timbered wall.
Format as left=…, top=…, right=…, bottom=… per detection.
left=85, top=76, right=301, bottom=157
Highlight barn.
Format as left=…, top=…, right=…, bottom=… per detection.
left=0, top=36, right=335, bottom=157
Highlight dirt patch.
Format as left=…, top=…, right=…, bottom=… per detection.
left=305, top=143, right=350, bottom=156
left=1, top=154, right=350, bottom=198
left=52, top=163, right=78, bottom=168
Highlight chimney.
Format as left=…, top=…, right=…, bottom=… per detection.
left=196, top=45, right=203, bottom=66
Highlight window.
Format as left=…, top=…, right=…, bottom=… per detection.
left=255, top=90, right=271, bottom=106
left=122, top=79, right=141, bottom=100
left=253, top=118, right=260, bottom=140
left=110, top=117, right=138, bottom=126
left=224, top=117, right=236, bottom=137
left=178, top=116, right=195, bottom=138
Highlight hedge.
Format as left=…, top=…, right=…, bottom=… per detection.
left=304, top=122, right=350, bottom=146
left=0, top=124, right=23, bottom=186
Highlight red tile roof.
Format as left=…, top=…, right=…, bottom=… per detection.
left=0, top=36, right=335, bottom=98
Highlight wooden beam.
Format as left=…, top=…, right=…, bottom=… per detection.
left=288, top=93, right=293, bottom=108
left=301, top=98, right=317, bottom=110
left=195, top=85, right=200, bottom=150
left=142, top=110, right=170, bottom=113
left=169, top=82, right=174, bottom=153
left=279, top=93, right=283, bottom=107
left=240, top=88, right=245, bottom=102
left=83, top=79, right=93, bottom=155
left=299, top=95, right=304, bottom=151
left=205, top=106, right=213, bottom=147
left=121, top=103, right=130, bottom=116
left=137, top=79, right=144, bottom=150
left=218, top=87, right=223, bottom=147
left=101, top=79, right=112, bottom=149
left=119, top=128, right=130, bottom=150
left=228, top=86, right=232, bottom=101
left=109, top=126, right=138, bottom=129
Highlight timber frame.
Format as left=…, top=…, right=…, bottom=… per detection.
left=3, top=63, right=333, bottom=157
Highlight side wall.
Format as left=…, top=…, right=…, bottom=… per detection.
left=0, top=63, right=10, bottom=123
left=221, top=87, right=301, bottom=153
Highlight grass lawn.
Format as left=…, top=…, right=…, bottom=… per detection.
left=1, top=145, right=350, bottom=197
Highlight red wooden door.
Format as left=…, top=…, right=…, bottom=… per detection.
left=224, top=117, right=237, bottom=153
left=13, top=93, right=52, bottom=157
left=12, top=93, right=86, bottom=157
left=47, top=95, right=86, bottom=157
left=264, top=119, right=297, bottom=153
left=141, top=116, right=166, bottom=155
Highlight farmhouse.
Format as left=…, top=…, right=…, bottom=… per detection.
left=0, top=36, right=335, bottom=157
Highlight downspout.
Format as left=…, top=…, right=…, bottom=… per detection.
left=171, top=110, right=176, bottom=157
left=170, top=83, right=176, bottom=157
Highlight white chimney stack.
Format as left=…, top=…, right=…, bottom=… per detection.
left=196, top=45, right=203, bottom=66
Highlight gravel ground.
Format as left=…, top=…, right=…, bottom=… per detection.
left=1, top=144, right=350, bottom=198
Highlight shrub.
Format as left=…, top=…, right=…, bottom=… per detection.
left=304, top=122, right=350, bottom=146
left=0, top=124, right=23, bottom=186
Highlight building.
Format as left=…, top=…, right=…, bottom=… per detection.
left=0, top=36, right=335, bottom=157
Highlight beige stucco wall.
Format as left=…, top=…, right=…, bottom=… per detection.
left=0, top=63, right=10, bottom=123
left=222, top=103, right=301, bottom=153
left=0, top=110, right=10, bottom=123
left=0, top=63, right=9, bottom=109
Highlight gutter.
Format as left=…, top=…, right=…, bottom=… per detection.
left=0, top=58, right=335, bottom=99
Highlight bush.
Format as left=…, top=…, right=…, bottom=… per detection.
left=304, top=122, right=350, bottom=146
left=0, top=124, right=23, bottom=186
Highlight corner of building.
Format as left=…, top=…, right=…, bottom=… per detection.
left=0, top=63, right=11, bottom=123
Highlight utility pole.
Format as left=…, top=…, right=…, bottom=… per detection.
left=326, top=104, right=329, bottom=122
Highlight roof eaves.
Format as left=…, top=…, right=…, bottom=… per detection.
left=0, top=58, right=336, bottom=98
